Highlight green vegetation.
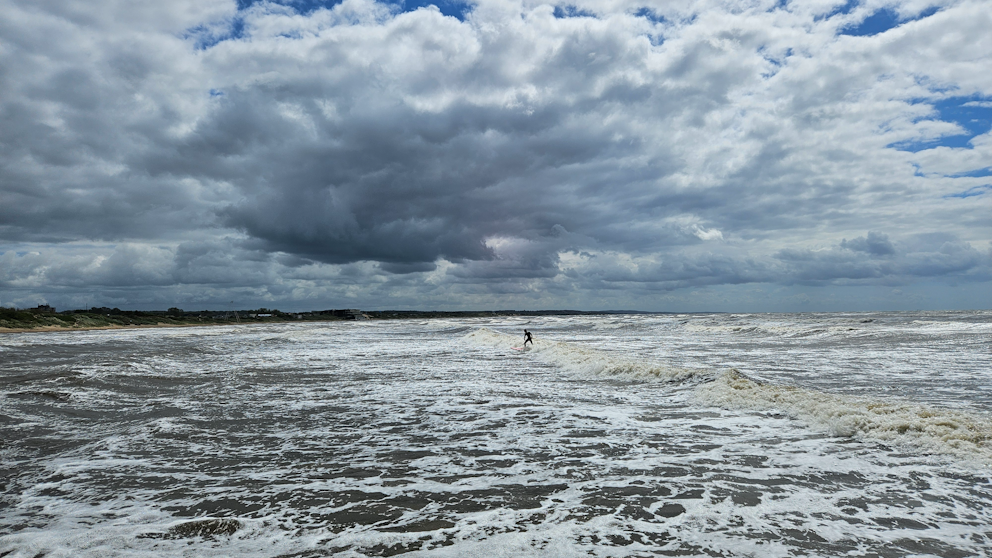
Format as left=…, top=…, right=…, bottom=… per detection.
left=0, top=307, right=347, bottom=331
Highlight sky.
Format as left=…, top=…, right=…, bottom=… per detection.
left=0, top=0, right=989, bottom=312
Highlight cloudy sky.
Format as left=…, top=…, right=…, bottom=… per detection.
left=1, top=0, right=989, bottom=312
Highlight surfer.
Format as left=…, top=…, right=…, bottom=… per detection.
left=523, top=329, right=533, bottom=346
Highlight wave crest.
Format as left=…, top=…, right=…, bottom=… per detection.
left=461, top=328, right=710, bottom=382
left=696, top=369, right=992, bottom=465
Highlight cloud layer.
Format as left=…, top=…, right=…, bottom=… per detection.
left=1, top=0, right=989, bottom=310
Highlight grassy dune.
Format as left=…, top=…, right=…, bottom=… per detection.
left=0, top=308, right=332, bottom=332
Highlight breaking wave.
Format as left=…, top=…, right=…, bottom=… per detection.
left=461, top=328, right=710, bottom=383
left=695, top=369, right=992, bottom=465
left=462, top=327, right=992, bottom=466
left=679, top=314, right=992, bottom=339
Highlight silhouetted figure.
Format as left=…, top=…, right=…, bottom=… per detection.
left=524, top=329, right=533, bottom=346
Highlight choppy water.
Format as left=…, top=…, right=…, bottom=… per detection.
left=1, top=311, right=991, bottom=557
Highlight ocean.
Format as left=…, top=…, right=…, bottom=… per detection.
left=1, top=311, right=990, bottom=557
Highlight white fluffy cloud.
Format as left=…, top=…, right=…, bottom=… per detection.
left=0, top=0, right=989, bottom=311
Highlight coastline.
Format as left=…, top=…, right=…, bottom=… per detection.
left=0, top=322, right=261, bottom=334
left=0, top=309, right=664, bottom=334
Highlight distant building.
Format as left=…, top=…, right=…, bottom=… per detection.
left=317, top=309, right=367, bottom=320
left=30, top=304, right=55, bottom=314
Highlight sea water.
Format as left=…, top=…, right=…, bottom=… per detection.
left=1, top=311, right=990, bottom=557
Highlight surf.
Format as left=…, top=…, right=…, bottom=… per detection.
left=462, top=328, right=709, bottom=383
left=462, top=327, right=992, bottom=466
left=695, top=369, right=992, bottom=466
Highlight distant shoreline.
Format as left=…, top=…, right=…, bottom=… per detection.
left=0, top=309, right=683, bottom=334
left=0, top=322, right=238, bottom=334
left=2, top=309, right=985, bottom=334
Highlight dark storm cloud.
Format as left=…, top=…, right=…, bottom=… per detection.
left=1, top=0, right=990, bottom=310
left=145, top=36, right=696, bottom=266
left=0, top=0, right=230, bottom=243
left=380, top=261, right=438, bottom=274
left=775, top=234, right=990, bottom=286
left=841, top=232, right=896, bottom=256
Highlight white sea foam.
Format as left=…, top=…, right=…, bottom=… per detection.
left=462, top=328, right=708, bottom=383
left=683, top=314, right=992, bottom=341
left=679, top=320, right=873, bottom=339
left=464, top=326, right=992, bottom=466
left=694, top=369, right=992, bottom=466
left=4, top=313, right=991, bottom=558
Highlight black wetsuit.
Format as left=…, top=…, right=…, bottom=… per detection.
left=524, top=331, right=533, bottom=346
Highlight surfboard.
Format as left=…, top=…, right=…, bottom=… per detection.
left=512, top=347, right=525, bottom=351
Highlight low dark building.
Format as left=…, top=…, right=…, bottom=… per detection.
left=317, top=309, right=367, bottom=320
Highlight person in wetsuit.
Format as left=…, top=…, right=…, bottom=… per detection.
left=523, top=329, right=533, bottom=346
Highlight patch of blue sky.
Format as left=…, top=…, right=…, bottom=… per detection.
left=632, top=7, right=666, bottom=25
left=839, top=5, right=940, bottom=36
left=187, top=0, right=472, bottom=48
left=943, top=185, right=992, bottom=199
left=757, top=46, right=793, bottom=79
left=404, top=0, right=474, bottom=19
left=946, top=168, right=992, bottom=179
left=888, top=95, right=992, bottom=153
left=237, top=0, right=473, bottom=20
left=236, top=0, right=336, bottom=14
left=814, top=0, right=857, bottom=21
left=759, top=45, right=791, bottom=66
left=184, top=18, right=247, bottom=50
left=554, top=5, right=597, bottom=19
left=210, top=89, right=226, bottom=97
left=631, top=8, right=666, bottom=46
left=840, top=8, right=899, bottom=36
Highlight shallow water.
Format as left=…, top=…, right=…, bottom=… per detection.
left=1, top=311, right=990, bottom=557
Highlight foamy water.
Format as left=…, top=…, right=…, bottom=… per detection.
left=1, top=311, right=990, bottom=557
